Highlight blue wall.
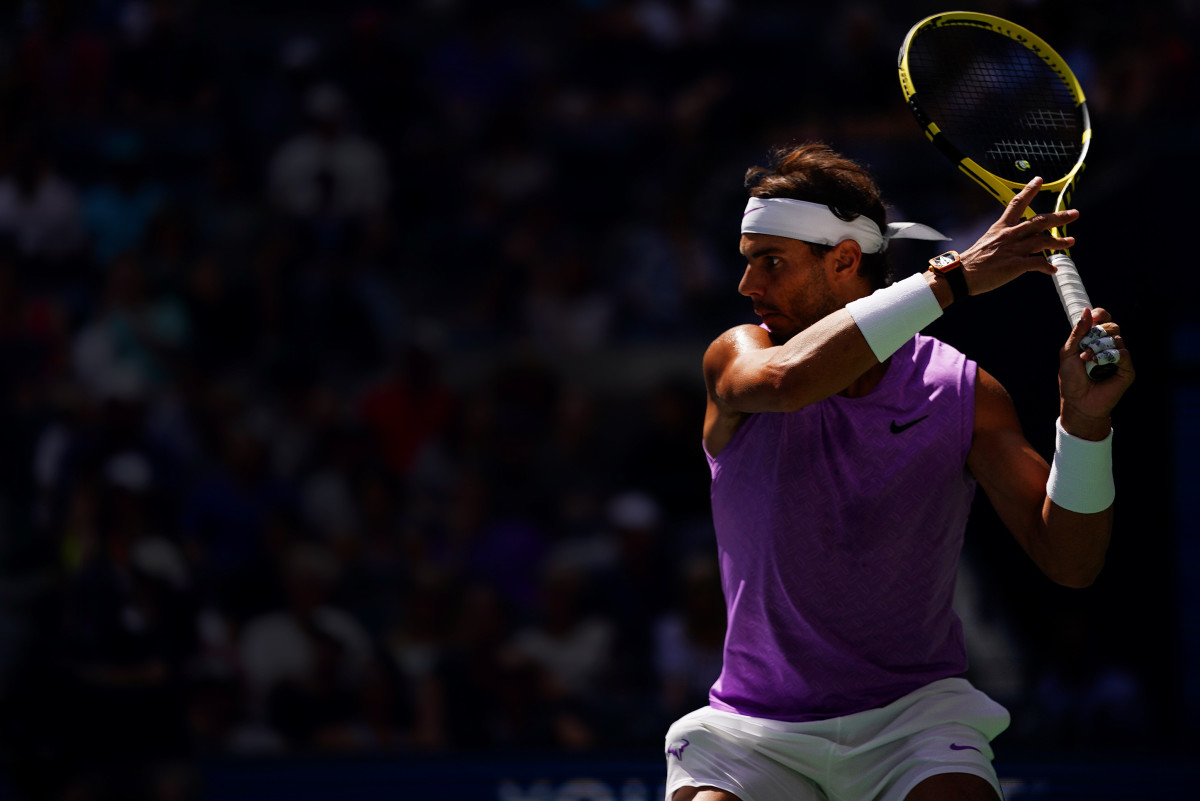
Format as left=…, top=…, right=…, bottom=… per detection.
left=192, top=754, right=1196, bottom=801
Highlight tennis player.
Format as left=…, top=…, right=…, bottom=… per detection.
left=664, top=144, right=1134, bottom=801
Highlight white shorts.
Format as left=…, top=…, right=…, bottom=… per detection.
left=663, top=678, right=1010, bottom=801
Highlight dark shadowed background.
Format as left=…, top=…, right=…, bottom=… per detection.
left=0, top=1, right=1196, bottom=799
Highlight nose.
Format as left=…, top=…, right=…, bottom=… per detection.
left=738, top=264, right=761, bottom=298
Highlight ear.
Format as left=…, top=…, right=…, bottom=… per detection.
left=827, top=239, right=863, bottom=283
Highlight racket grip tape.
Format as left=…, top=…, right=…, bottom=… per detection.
left=1047, top=254, right=1117, bottom=381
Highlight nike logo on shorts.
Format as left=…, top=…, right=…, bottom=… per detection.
left=949, top=743, right=982, bottom=753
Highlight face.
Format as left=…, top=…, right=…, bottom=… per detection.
left=738, top=233, right=840, bottom=342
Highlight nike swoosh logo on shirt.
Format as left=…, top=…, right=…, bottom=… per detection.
left=890, top=415, right=929, bottom=434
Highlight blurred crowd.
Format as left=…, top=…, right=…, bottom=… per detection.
left=0, top=1, right=1194, bottom=800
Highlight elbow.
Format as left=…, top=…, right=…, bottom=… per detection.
left=1049, top=558, right=1105, bottom=589
left=1055, top=574, right=1097, bottom=590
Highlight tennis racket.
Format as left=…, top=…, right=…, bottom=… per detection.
left=898, top=11, right=1117, bottom=379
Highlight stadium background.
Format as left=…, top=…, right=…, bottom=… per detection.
left=0, top=0, right=1195, bottom=799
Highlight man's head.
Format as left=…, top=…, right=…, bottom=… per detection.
left=744, top=143, right=892, bottom=291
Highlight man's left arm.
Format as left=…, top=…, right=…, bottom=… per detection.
left=968, top=307, right=1134, bottom=587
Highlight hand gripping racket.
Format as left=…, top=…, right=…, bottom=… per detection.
left=898, top=11, right=1118, bottom=379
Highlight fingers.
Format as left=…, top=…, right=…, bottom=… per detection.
left=1000, top=176, right=1044, bottom=224
left=1086, top=348, right=1123, bottom=367
left=1079, top=309, right=1120, bottom=351
left=1076, top=310, right=1128, bottom=367
left=1081, top=336, right=1127, bottom=364
left=1066, top=306, right=1097, bottom=353
left=1083, top=343, right=1133, bottom=386
left=995, top=181, right=1078, bottom=256
left=1025, top=253, right=1058, bottom=276
left=1083, top=334, right=1119, bottom=355
left=1001, top=177, right=1078, bottom=223
left=1024, top=228, right=1076, bottom=254
left=967, top=181, right=1081, bottom=295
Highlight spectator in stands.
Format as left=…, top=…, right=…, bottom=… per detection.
left=238, top=542, right=373, bottom=751
left=0, top=137, right=88, bottom=274
left=266, top=82, right=389, bottom=228
left=82, top=132, right=166, bottom=269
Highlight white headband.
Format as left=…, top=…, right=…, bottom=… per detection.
left=741, top=197, right=949, bottom=253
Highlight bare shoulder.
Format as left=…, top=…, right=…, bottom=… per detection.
left=703, top=324, right=773, bottom=387
left=703, top=325, right=771, bottom=457
left=968, top=365, right=1044, bottom=482
left=973, top=366, right=1020, bottom=432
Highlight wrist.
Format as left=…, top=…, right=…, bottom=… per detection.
left=1059, top=406, right=1113, bottom=441
left=845, top=273, right=944, bottom=362
left=1047, top=417, right=1115, bottom=513
left=927, top=250, right=969, bottom=305
left=923, top=269, right=955, bottom=309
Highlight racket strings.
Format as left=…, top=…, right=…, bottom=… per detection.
left=907, top=25, right=1083, bottom=183
left=986, top=138, right=1075, bottom=162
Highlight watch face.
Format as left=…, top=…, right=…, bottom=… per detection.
left=931, top=252, right=958, bottom=270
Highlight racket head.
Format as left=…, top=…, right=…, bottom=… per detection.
left=897, top=11, right=1090, bottom=223
left=899, top=11, right=1117, bottom=380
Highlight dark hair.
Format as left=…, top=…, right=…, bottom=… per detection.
left=745, top=143, right=892, bottom=289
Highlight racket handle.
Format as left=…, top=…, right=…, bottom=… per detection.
left=1048, top=253, right=1117, bottom=381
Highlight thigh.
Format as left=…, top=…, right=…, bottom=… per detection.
left=903, top=772, right=1001, bottom=801
left=672, top=787, right=744, bottom=801
left=827, top=680, right=1008, bottom=801
left=870, top=723, right=1004, bottom=801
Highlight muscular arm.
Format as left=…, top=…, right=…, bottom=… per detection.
left=702, top=301, right=906, bottom=457
left=967, top=369, right=1111, bottom=588
left=968, top=307, right=1133, bottom=587
left=701, top=248, right=919, bottom=457
left=704, top=311, right=879, bottom=415
left=702, top=177, right=1081, bottom=457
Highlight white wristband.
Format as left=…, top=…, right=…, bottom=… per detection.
left=845, top=273, right=943, bottom=362
left=1046, top=417, right=1115, bottom=513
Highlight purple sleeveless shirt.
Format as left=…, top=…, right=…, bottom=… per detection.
left=705, top=335, right=977, bottom=721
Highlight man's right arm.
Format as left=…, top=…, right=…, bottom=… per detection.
left=702, top=177, right=1081, bottom=452
left=701, top=316, right=886, bottom=456
left=703, top=314, right=882, bottom=416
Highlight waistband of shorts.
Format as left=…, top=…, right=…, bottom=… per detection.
left=699, top=677, right=982, bottom=735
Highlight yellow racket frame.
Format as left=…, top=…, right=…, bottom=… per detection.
left=897, top=11, right=1091, bottom=224
left=898, top=10, right=1117, bottom=378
